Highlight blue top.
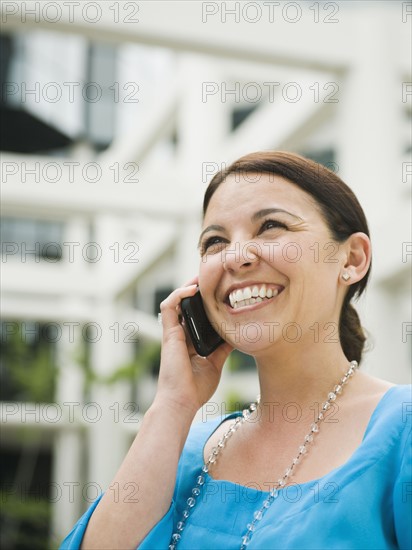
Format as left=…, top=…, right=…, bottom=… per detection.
left=60, top=385, right=412, bottom=549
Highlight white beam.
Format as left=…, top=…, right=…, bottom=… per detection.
left=1, top=154, right=196, bottom=216
left=224, top=75, right=335, bottom=161
left=99, top=83, right=179, bottom=166
left=1, top=297, right=161, bottom=341
left=1, top=224, right=177, bottom=296
left=1, top=1, right=354, bottom=73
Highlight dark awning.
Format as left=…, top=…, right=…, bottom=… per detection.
left=0, top=106, right=74, bottom=153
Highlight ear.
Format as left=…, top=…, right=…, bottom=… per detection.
left=340, top=232, right=371, bottom=285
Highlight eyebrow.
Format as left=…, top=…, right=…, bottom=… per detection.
left=197, top=208, right=302, bottom=248
left=197, top=224, right=225, bottom=248
left=252, top=208, right=303, bottom=222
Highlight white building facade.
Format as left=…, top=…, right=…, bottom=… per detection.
left=0, top=1, right=411, bottom=546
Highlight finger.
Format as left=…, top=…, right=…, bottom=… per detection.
left=159, top=284, right=198, bottom=330
left=208, top=341, right=233, bottom=368
left=182, top=275, right=199, bottom=287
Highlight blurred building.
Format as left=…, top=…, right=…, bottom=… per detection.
left=0, top=1, right=411, bottom=547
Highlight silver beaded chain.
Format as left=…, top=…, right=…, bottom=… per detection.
left=169, top=360, right=359, bottom=550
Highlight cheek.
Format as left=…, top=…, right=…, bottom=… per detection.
left=198, top=254, right=222, bottom=296
left=266, top=237, right=338, bottom=272
left=261, top=241, right=304, bottom=272
left=198, top=256, right=224, bottom=321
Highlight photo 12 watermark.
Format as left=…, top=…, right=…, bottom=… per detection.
left=1, top=81, right=139, bottom=104
left=1, top=480, right=139, bottom=504
left=402, top=2, right=412, bottom=23
left=201, top=161, right=340, bottom=184
left=1, top=160, right=139, bottom=184
left=1, top=401, right=141, bottom=425
left=1, top=321, right=141, bottom=344
left=402, top=82, right=412, bottom=103
left=201, top=399, right=340, bottom=424
left=1, top=1, right=140, bottom=24
left=199, top=239, right=342, bottom=264
left=402, top=242, right=412, bottom=263
left=201, top=81, right=339, bottom=104
left=1, top=241, right=140, bottom=264
left=402, top=163, right=412, bottom=184
left=201, top=2, right=340, bottom=24
left=402, top=322, right=412, bottom=344
left=215, top=320, right=340, bottom=346
left=199, top=478, right=340, bottom=504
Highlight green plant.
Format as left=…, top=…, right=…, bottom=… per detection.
left=0, top=323, right=57, bottom=403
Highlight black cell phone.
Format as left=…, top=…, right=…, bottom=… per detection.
left=181, top=291, right=225, bottom=357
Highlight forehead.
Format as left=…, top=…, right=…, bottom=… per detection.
left=203, top=172, right=318, bottom=222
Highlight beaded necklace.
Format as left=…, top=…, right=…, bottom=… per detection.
left=169, top=360, right=359, bottom=549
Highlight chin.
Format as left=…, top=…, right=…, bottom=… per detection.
left=224, top=331, right=283, bottom=357
left=217, top=311, right=286, bottom=348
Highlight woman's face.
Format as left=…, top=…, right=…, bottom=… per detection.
left=198, top=172, right=347, bottom=355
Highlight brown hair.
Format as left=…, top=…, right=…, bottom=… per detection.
left=203, top=151, right=371, bottom=363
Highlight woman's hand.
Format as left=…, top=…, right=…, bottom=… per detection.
left=81, top=277, right=230, bottom=550
left=155, top=277, right=233, bottom=417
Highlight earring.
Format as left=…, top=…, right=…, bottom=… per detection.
left=342, top=272, right=351, bottom=281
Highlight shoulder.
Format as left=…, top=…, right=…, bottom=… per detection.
left=368, top=383, right=411, bottom=423
left=361, top=384, right=412, bottom=465
left=380, top=385, right=412, bottom=441
left=173, top=412, right=240, bottom=501
left=184, top=411, right=241, bottom=458
left=350, top=371, right=410, bottom=427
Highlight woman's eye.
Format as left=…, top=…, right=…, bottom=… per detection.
left=201, top=236, right=226, bottom=254
left=260, top=219, right=287, bottom=232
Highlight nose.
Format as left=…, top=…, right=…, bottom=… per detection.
left=222, top=240, right=261, bottom=273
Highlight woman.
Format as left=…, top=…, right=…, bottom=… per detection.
left=61, top=151, right=411, bottom=549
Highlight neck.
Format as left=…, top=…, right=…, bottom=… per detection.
left=253, top=343, right=352, bottom=422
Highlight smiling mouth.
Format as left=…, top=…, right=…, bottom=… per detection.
left=225, top=284, right=284, bottom=310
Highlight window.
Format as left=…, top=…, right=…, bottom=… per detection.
left=1, top=218, right=63, bottom=262
left=0, top=442, right=53, bottom=550
left=0, top=320, right=57, bottom=402
left=231, top=105, right=257, bottom=131
left=301, top=148, right=336, bottom=169
left=84, top=43, right=117, bottom=151
left=153, top=287, right=174, bottom=316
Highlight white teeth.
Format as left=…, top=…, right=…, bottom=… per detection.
left=228, top=285, right=282, bottom=308
left=243, top=287, right=252, bottom=300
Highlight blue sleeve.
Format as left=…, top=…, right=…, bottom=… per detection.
left=138, top=501, right=175, bottom=549
left=138, top=416, right=226, bottom=548
left=59, top=494, right=175, bottom=550
left=393, top=424, right=412, bottom=550
left=59, top=494, right=103, bottom=549
left=58, top=414, right=217, bottom=550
